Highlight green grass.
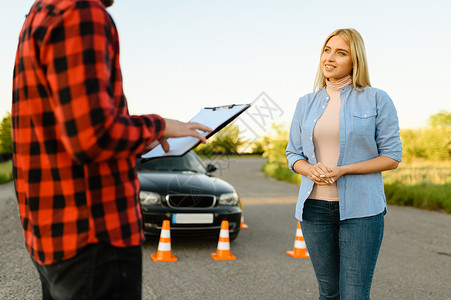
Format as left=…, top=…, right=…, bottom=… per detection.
left=384, top=182, right=451, bottom=213
left=262, top=162, right=301, bottom=184
left=0, top=160, right=13, bottom=184
left=262, top=160, right=451, bottom=214
left=382, top=160, right=451, bottom=213
left=197, top=153, right=264, bottom=160
left=382, top=159, right=451, bottom=185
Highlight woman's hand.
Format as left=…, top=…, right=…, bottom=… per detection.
left=322, top=156, right=399, bottom=182
left=293, top=160, right=338, bottom=185
left=308, top=162, right=334, bottom=185
left=321, top=166, right=345, bottom=184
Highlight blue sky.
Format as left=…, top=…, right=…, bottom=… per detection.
left=1, top=0, right=450, bottom=133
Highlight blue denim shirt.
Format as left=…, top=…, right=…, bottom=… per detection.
left=286, top=84, right=403, bottom=221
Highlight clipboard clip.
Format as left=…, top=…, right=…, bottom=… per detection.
left=204, top=104, right=236, bottom=111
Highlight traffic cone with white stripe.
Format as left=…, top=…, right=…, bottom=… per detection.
left=286, top=221, right=309, bottom=258
left=211, top=220, right=236, bottom=261
left=151, top=220, right=178, bottom=262
left=240, top=212, right=248, bottom=229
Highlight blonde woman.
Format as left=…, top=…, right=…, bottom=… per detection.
left=286, top=28, right=402, bottom=299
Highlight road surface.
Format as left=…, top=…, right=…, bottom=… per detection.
left=1, top=158, right=450, bottom=299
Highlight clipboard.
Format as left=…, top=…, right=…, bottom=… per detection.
left=141, top=103, right=251, bottom=160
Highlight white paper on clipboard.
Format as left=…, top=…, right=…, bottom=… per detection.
left=141, top=104, right=251, bottom=160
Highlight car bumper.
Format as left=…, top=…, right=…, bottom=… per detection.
left=141, top=206, right=242, bottom=237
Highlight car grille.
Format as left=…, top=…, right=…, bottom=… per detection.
left=166, top=194, right=216, bottom=208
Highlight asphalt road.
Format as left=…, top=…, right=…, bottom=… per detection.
left=1, top=158, right=450, bottom=299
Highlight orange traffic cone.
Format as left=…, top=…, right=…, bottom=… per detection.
left=151, top=220, right=178, bottom=262
left=286, top=221, right=309, bottom=258
left=211, top=220, right=236, bottom=261
left=240, top=212, right=248, bottom=229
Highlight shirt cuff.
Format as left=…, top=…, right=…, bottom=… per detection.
left=380, top=151, right=403, bottom=162
left=145, top=114, right=166, bottom=141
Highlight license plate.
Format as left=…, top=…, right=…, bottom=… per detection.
left=172, top=213, right=214, bottom=224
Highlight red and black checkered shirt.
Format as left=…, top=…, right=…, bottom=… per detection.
left=12, top=0, right=165, bottom=265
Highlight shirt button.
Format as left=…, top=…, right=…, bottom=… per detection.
left=310, top=137, right=312, bottom=140
left=322, top=106, right=325, bottom=109
left=364, top=114, right=367, bottom=118
left=326, top=97, right=329, bottom=100
left=313, top=119, right=317, bottom=122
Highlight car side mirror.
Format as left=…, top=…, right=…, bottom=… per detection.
left=206, top=164, right=217, bottom=173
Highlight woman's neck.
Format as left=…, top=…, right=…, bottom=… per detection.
left=326, top=75, right=352, bottom=92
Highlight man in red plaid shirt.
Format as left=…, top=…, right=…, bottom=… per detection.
left=12, top=0, right=210, bottom=298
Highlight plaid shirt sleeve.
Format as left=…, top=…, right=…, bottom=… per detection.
left=12, top=0, right=164, bottom=265
left=41, top=1, right=164, bottom=162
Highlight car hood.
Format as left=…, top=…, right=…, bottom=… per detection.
left=138, top=171, right=236, bottom=196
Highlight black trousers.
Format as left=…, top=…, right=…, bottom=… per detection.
left=32, top=242, right=142, bottom=300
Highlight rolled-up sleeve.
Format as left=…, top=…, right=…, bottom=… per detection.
left=286, top=100, right=308, bottom=173
left=375, top=91, right=403, bottom=162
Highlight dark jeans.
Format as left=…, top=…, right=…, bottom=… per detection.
left=32, top=243, right=142, bottom=300
left=301, top=199, right=384, bottom=300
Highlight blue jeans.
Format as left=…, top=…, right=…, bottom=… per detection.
left=32, top=242, right=142, bottom=300
left=300, top=199, right=384, bottom=300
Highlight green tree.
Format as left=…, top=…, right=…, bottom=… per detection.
left=194, top=141, right=215, bottom=157
left=210, top=123, right=244, bottom=154
left=400, top=129, right=424, bottom=160
left=194, top=123, right=244, bottom=155
left=249, top=139, right=264, bottom=155
left=0, top=112, right=12, bottom=154
left=428, top=110, right=451, bottom=128
left=426, top=110, right=451, bottom=159
left=400, top=128, right=450, bottom=161
left=262, top=123, right=289, bottom=166
left=418, top=129, right=449, bottom=160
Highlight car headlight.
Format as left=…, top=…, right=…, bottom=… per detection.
left=218, top=192, right=239, bottom=206
left=139, top=191, right=161, bottom=205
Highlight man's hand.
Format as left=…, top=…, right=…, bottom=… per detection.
left=144, top=119, right=212, bottom=153
left=161, top=119, right=211, bottom=141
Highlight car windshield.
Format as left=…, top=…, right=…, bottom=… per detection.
left=136, top=152, right=207, bottom=173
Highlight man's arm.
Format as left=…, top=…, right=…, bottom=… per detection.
left=40, top=3, right=210, bottom=162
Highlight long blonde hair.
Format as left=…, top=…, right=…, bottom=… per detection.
left=313, top=28, right=371, bottom=92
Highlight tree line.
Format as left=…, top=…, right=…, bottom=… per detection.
left=213, top=110, right=451, bottom=162
left=0, top=112, right=12, bottom=161
left=1, top=110, right=450, bottom=161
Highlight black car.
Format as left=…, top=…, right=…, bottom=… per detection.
left=136, top=151, right=241, bottom=240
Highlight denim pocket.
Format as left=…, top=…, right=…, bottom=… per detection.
left=352, top=111, right=376, bottom=136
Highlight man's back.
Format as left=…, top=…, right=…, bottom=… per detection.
left=12, top=0, right=165, bottom=265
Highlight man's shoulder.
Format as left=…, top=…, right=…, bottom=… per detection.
left=33, top=0, right=107, bottom=17
left=27, top=0, right=112, bottom=37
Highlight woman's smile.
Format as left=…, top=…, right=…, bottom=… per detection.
left=321, top=35, right=353, bottom=82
